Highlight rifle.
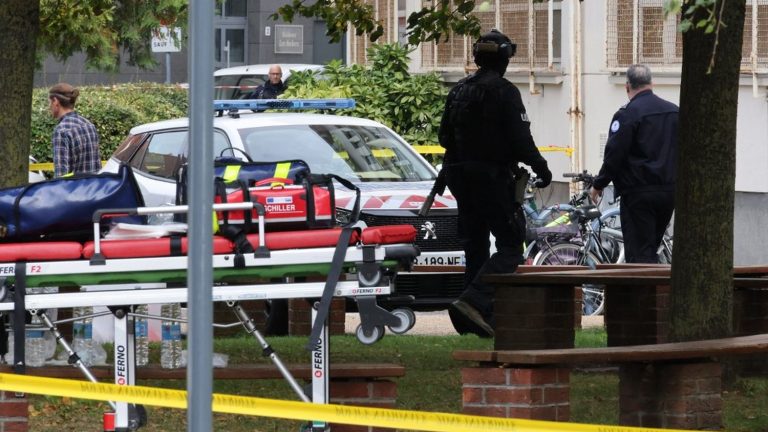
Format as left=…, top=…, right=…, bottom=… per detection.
left=418, top=168, right=447, bottom=217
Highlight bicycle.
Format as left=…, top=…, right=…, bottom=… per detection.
left=522, top=171, right=623, bottom=266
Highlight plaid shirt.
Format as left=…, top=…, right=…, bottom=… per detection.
left=53, top=111, right=101, bottom=177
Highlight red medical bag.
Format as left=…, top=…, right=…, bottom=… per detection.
left=216, top=177, right=334, bottom=231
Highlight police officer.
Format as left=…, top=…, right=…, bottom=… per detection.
left=590, top=64, right=677, bottom=263
left=439, top=29, right=552, bottom=337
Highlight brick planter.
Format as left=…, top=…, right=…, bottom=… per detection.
left=460, top=366, right=570, bottom=421
left=330, top=379, right=398, bottom=432
left=0, top=391, right=28, bottom=432
left=619, top=361, right=722, bottom=429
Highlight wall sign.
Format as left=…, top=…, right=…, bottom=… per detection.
left=274, top=25, right=303, bottom=54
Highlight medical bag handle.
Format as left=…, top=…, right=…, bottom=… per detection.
left=251, top=177, right=294, bottom=187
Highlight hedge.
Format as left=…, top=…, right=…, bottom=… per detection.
left=31, top=83, right=188, bottom=163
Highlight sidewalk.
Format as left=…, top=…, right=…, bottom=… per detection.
left=345, top=311, right=604, bottom=336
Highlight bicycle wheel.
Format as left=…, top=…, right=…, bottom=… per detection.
left=533, top=243, right=606, bottom=316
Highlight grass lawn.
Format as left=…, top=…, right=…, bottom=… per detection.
left=26, top=328, right=768, bottom=431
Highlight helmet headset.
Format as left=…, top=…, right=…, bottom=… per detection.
left=472, top=29, right=517, bottom=60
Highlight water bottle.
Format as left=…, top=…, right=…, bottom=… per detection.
left=160, top=303, right=182, bottom=369
left=5, top=331, right=14, bottom=364
left=134, top=305, right=149, bottom=366
left=72, top=306, right=107, bottom=365
left=72, top=306, right=91, bottom=365
left=42, top=287, right=59, bottom=360
left=25, top=314, right=47, bottom=367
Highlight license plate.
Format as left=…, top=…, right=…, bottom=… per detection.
left=415, top=254, right=464, bottom=266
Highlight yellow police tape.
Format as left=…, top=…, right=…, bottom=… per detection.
left=0, top=373, right=693, bottom=432
left=412, top=145, right=573, bottom=157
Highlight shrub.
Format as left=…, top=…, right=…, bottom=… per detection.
left=31, top=83, right=188, bottom=162
left=282, top=43, right=448, bottom=148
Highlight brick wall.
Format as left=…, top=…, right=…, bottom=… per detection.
left=460, top=366, right=570, bottom=421
left=733, top=287, right=768, bottom=375
left=330, top=379, right=398, bottom=432
left=289, top=298, right=346, bottom=336
left=0, top=391, right=28, bottom=432
left=494, top=285, right=575, bottom=350
left=619, top=361, right=722, bottom=429
left=605, top=284, right=670, bottom=346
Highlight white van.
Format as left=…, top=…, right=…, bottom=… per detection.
left=213, top=63, right=324, bottom=100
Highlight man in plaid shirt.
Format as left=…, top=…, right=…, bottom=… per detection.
left=48, top=83, right=101, bottom=177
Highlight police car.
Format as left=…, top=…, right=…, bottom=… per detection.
left=214, top=64, right=324, bottom=100
left=102, top=99, right=469, bottom=334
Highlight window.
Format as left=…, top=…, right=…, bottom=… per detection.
left=133, top=130, right=232, bottom=179
left=215, top=0, right=247, bottom=69
left=606, top=0, right=768, bottom=72
left=417, top=0, right=562, bottom=72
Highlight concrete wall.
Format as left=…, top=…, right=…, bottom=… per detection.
left=734, top=192, right=768, bottom=265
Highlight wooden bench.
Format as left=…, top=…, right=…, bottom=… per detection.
left=453, top=334, right=768, bottom=430
left=485, top=265, right=768, bottom=350
left=0, top=363, right=405, bottom=432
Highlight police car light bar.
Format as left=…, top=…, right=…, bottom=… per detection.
left=213, top=98, right=356, bottom=111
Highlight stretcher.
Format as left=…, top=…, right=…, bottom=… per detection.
left=0, top=202, right=419, bottom=431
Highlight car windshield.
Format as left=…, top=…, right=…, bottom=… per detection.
left=238, top=124, right=435, bottom=182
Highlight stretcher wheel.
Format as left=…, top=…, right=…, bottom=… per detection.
left=355, top=324, right=384, bottom=345
left=387, top=308, right=416, bottom=334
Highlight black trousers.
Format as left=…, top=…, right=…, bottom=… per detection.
left=620, top=189, right=674, bottom=263
left=446, top=164, right=525, bottom=321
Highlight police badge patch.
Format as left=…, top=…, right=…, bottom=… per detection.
left=610, top=120, right=620, bottom=133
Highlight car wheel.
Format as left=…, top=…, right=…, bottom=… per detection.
left=448, top=307, right=492, bottom=338
left=264, top=299, right=289, bottom=336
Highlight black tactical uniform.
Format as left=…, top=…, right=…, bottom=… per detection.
left=593, top=89, right=678, bottom=263
left=246, top=80, right=286, bottom=99
left=439, top=30, right=551, bottom=336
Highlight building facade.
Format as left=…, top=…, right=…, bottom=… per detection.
left=347, top=0, right=768, bottom=264
left=33, top=0, right=344, bottom=87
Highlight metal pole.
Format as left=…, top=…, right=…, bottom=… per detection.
left=166, top=52, right=171, bottom=84
left=187, top=0, right=214, bottom=430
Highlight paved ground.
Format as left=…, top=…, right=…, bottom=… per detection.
left=345, top=311, right=604, bottom=336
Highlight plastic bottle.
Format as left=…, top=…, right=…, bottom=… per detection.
left=25, top=314, right=47, bottom=367
left=73, top=305, right=107, bottom=366
left=5, top=332, right=13, bottom=364
left=160, top=303, right=182, bottom=369
left=42, top=287, right=59, bottom=360
left=134, top=304, right=149, bottom=366
left=72, top=306, right=90, bottom=365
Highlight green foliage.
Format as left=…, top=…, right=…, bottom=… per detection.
left=30, top=83, right=188, bottom=162
left=664, top=0, right=719, bottom=35
left=282, top=44, right=448, bottom=147
left=38, top=0, right=187, bottom=71
left=272, top=0, right=481, bottom=45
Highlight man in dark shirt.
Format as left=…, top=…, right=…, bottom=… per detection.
left=439, top=29, right=552, bottom=337
left=247, top=64, right=286, bottom=99
left=590, top=64, right=678, bottom=263
left=48, top=83, right=101, bottom=177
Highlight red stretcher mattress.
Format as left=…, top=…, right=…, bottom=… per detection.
left=0, top=225, right=416, bottom=262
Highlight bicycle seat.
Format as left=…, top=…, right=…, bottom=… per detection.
left=571, top=205, right=602, bottom=223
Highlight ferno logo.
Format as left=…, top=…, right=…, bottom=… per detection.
left=115, top=344, right=127, bottom=385
left=313, top=338, right=324, bottom=378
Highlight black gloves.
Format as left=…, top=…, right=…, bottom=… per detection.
left=533, top=168, right=552, bottom=188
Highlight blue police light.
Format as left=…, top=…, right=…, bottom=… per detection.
left=213, top=98, right=356, bottom=111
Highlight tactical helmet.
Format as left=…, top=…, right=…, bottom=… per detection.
left=472, top=29, right=516, bottom=62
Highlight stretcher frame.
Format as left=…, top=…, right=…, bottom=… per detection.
left=0, top=202, right=418, bottom=431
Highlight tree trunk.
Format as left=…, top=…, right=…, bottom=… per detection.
left=670, top=0, right=745, bottom=341
left=0, top=0, right=39, bottom=188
